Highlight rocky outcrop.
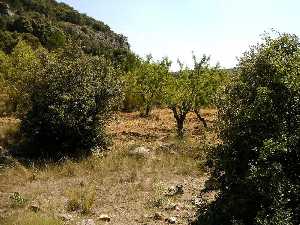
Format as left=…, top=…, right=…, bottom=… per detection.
left=0, top=2, right=13, bottom=16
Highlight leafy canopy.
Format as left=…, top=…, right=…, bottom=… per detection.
left=197, top=32, right=300, bottom=225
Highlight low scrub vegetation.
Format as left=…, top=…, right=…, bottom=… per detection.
left=0, top=1, right=299, bottom=225
left=66, top=184, right=96, bottom=214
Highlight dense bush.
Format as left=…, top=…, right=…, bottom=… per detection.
left=19, top=45, right=122, bottom=156
left=196, top=33, right=300, bottom=225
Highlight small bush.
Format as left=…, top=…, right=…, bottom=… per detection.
left=20, top=45, right=122, bottom=157
left=9, top=192, right=28, bottom=208
left=66, top=184, right=96, bottom=214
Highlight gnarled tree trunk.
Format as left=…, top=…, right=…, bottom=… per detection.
left=194, top=109, right=207, bottom=128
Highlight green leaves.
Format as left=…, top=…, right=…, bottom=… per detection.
left=198, top=32, right=300, bottom=225
left=124, top=56, right=170, bottom=116
left=162, top=55, right=225, bottom=136
left=0, top=42, right=123, bottom=156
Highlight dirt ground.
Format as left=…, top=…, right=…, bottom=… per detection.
left=0, top=108, right=217, bottom=225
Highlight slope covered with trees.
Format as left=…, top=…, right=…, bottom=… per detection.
left=0, top=0, right=132, bottom=67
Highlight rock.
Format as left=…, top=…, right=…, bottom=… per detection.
left=57, top=213, right=73, bottom=221
left=158, top=142, right=176, bottom=151
left=193, top=197, right=202, bottom=207
left=153, top=212, right=163, bottom=220
left=166, top=217, right=177, bottom=224
left=165, top=203, right=181, bottom=211
left=166, top=184, right=184, bottom=196
left=80, top=219, right=95, bottom=225
left=128, top=146, right=151, bottom=158
left=99, top=214, right=111, bottom=222
left=0, top=2, right=13, bottom=16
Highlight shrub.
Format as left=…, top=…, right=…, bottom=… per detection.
left=20, top=45, right=122, bottom=157
left=66, top=184, right=96, bottom=214
left=196, top=33, right=300, bottom=225
left=9, top=192, right=28, bottom=208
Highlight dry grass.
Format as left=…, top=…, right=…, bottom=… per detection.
left=1, top=212, right=62, bottom=225
left=0, top=108, right=217, bottom=225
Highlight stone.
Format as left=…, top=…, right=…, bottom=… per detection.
left=128, top=146, right=151, bottom=158
left=166, top=184, right=184, bottom=196
left=57, top=213, right=73, bottom=221
left=193, top=197, right=202, bottom=207
left=158, top=142, right=176, bottom=151
left=164, top=203, right=177, bottom=210
left=0, top=2, right=13, bottom=16
left=80, top=219, right=95, bottom=225
left=166, top=217, right=177, bottom=224
left=99, top=214, right=111, bottom=222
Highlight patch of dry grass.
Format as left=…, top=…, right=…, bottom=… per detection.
left=0, top=212, right=62, bottom=225
left=65, top=184, right=96, bottom=214
left=0, top=108, right=218, bottom=225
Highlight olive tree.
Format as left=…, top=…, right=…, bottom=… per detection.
left=196, top=33, right=300, bottom=225
left=163, top=56, right=223, bottom=136
left=124, top=55, right=171, bottom=116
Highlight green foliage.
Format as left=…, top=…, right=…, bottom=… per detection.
left=123, top=55, right=171, bottom=115
left=0, top=0, right=131, bottom=66
left=163, top=56, right=224, bottom=136
left=9, top=192, right=28, bottom=208
left=0, top=30, right=20, bottom=53
left=0, top=41, right=42, bottom=115
left=19, top=45, right=122, bottom=156
left=12, top=16, right=33, bottom=33
left=197, top=33, right=300, bottom=225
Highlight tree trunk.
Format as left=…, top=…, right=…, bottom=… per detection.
left=171, top=106, right=187, bottom=137
left=194, top=109, right=207, bottom=128
left=144, top=104, right=151, bottom=117
left=176, top=117, right=185, bottom=137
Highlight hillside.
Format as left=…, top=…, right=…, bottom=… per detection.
left=0, top=0, right=131, bottom=65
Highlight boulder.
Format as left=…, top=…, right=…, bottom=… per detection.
left=98, top=214, right=111, bottom=222
left=166, top=217, right=177, bottom=224
left=128, top=146, right=151, bottom=158
left=0, top=2, right=13, bottom=16
left=166, top=184, right=184, bottom=196
left=80, top=219, right=95, bottom=225
left=57, top=213, right=73, bottom=221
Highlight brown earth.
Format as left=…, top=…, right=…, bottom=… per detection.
left=0, top=108, right=217, bottom=225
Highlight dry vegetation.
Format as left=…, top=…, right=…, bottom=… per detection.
left=0, top=108, right=217, bottom=225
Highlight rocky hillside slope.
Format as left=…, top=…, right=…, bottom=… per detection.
left=0, top=0, right=131, bottom=65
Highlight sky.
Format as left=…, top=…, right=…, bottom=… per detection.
left=60, top=0, right=300, bottom=70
